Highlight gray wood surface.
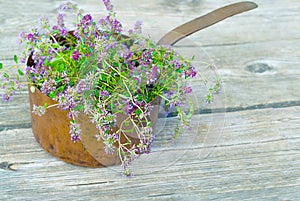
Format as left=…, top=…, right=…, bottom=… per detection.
left=0, top=0, right=299, bottom=200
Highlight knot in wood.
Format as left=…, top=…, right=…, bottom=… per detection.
left=245, top=63, right=273, bottom=74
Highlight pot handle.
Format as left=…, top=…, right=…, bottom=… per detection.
left=157, top=1, right=257, bottom=46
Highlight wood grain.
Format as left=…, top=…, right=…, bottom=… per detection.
left=0, top=0, right=299, bottom=200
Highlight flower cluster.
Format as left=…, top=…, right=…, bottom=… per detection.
left=0, top=0, right=221, bottom=176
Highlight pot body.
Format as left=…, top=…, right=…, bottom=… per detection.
left=28, top=87, right=160, bottom=167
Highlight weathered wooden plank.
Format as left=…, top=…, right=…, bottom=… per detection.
left=1, top=106, right=299, bottom=200
left=0, top=0, right=300, bottom=200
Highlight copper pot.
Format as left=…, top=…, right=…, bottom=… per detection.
left=28, top=87, right=160, bottom=167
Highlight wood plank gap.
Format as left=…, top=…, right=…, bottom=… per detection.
left=193, top=100, right=300, bottom=115
left=0, top=161, right=34, bottom=171
left=165, top=100, right=300, bottom=117
left=66, top=181, right=113, bottom=187
left=148, top=193, right=175, bottom=198
left=1, top=101, right=299, bottom=131
left=0, top=123, right=32, bottom=131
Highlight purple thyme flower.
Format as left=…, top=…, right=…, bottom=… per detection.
left=183, top=85, right=193, bottom=94
left=41, top=79, right=56, bottom=95
left=27, top=33, right=34, bottom=42
left=99, top=16, right=122, bottom=33
left=143, top=103, right=154, bottom=116
left=1, top=79, right=19, bottom=102
left=112, top=19, right=122, bottom=33
left=52, top=25, right=59, bottom=30
left=104, top=40, right=118, bottom=52
left=32, top=104, right=46, bottom=116
left=2, top=93, right=12, bottom=102
left=59, top=1, right=78, bottom=12
left=60, top=27, right=68, bottom=36
left=141, top=50, right=153, bottom=63
left=102, top=0, right=113, bottom=11
left=61, top=71, right=70, bottom=85
left=100, top=90, right=109, bottom=97
left=69, top=121, right=81, bottom=143
left=103, top=133, right=118, bottom=154
left=104, top=142, right=116, bottom=154
left=57, top=13, right=65, bottom=28
left=72, top=50, right=80, bottom=61
left=185, top=65, right=197, bottom=78
left=19, top=31, right=26, bottom=39
left=80, top=14, right=93, bottom=26
left=134, top=20, right=143, bottom=33
left=98, top=17, right=107, bottom=27
left=56, top=86, right=78, bottom=110
left=147, top=65, right=160, bottom=85
left=138, top=128, right=155, bottom=154
left=67, top=109, right=80, bottom=119
left=173, top=60, right=181, bottom=69
left=169, top=100, right=180, bottom=107
left=124, top=101, right=134, bottom=115
left=17, top=31, right=26, bottom=44
left=48, top=47, right=55, bottom=55
left=76, top=79, right=87, bottom=94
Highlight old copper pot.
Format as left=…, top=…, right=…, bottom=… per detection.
left=28, top=86, right=160, bottom=167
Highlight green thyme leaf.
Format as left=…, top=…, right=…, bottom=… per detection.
left=13, top=55, right=18, bottom=64
left=18, top=69, right=24, bottom=76
left=0, top=63, right=3, bottom=70
left=74, top=104, right=84, bottom=111
left=146, top=122, right=152, bottom=127
left=136, top=109, right=142, bottom=115
left=10, top=80, right=15, bottom=87
left=3, top=72, right=9, bottom=78
left=30, top=86, right=36, bottom=93
left=48, top=91, right=56, bottom=99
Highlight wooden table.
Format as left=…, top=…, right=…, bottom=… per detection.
left=1, top=0, right=299, bottom=200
